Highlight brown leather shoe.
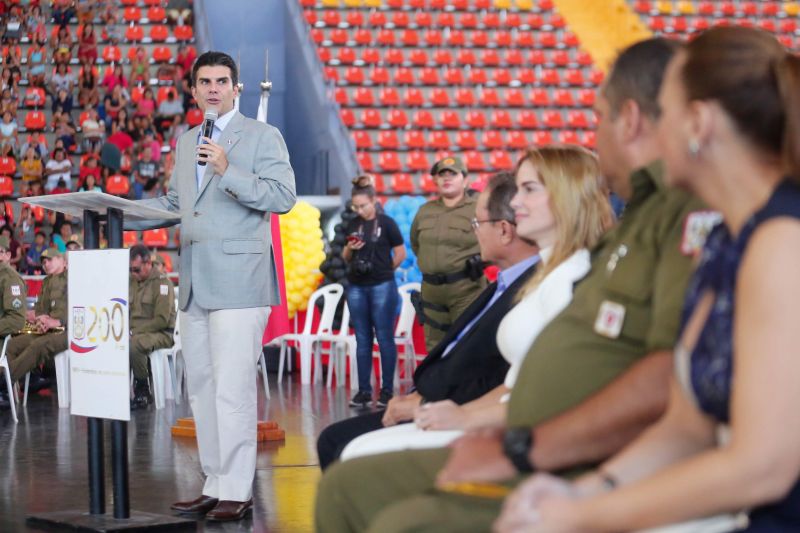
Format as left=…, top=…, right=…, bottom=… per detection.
left=205, top=499, right=253, bottom=522
left=170, top=495, right=219, bottom=516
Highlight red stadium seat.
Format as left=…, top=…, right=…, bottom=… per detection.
left=559, top=131, right=581, bottom=145
left=340, top=108, right=355, bottom=127
left=345, top=67, right=364, bottom=85
left=24, top=87, right=46, bottom=108
left=505, top=89, right=525, bottom=107
left=403, top=88, right=424, bottom=107
left=553, top=89, right=575, bottom=107
left=424, top=30, right=443, bottom=47
left=379, top=88, right=400, bottom=106
left=379, top=152, right=402, bottom=172
left=430, top=88, right=450, bottom=107
left=186, top=108, right=204, bottom=127
left=455, top=88, right=475, bottom=107
left=543, top=110, right=564, bottom=129
left=581, top=131, right=596, bottom=149
left=102, top=46, right=122, bottom=63
left=439, top=111, right=461, bottom=129
left=490, top=110, right=513, bottom=129
left=408, top=49, right=428, bottom=66
left=354, top=29, right=372, bottom=45
left=157, top=87, right=176, bottom=103
left=415, top=12, right=433, bottom=27
left=174, top=25, right=194, bottom=41
left=401, top=29, right=419, bottom=47
left=0, top=176, right=13, bottom=197
left=428, top=130, right=450, bottom=149
left=124, top=231, right=139, bottom=247
left=378, top=131, right=399, bottom=150
left=489, top=150, right=514, bottom=170
left=394, top=67, right=415, bottom=85
left=152, top=46, right=172, bottom=63
left=359, top=109, right=382, bottom=128
left=567, top=110, right=590, bottom=129
left=433, top=49, right=453, bottom=66
left=369, top=11, right=387, bottom=25
left=357, top=152, right=373, bottom=171
left=457, top=49, right=477, bottom=66
left=384, top=49, right=404, bottom=66
left=125, top=25, right=145, bottom=42
left=406, top=151, right=430, bottom=171
left=420, top=174, right=437, bottom=193
left=150, top=24, right=169, bottom=42
left=504, top=49, right=524, bottom=66
left=354, top=87, right=374, bottom=106
left=360, top=48, right=379, bottom=64
left=123, top=7, right=142, bottom=23
left=106, top=174, right=131, bottom=196
left=391, top=173, right=414, bottom=194
left=143, top=229, right=169, bottom=248
left=468, top=68, right=488, bottom=85
left=377, top=29, right=395, bottom=46
left=533, top=131, right=554, bottom=146
left=444, top=69, right=463, bottom=86
left=0, top=157, right=15, bottom=175
left=462, top=151, right=486, bottom=171
left=506, top=130, right=528, bottom=150
left=493, top=68, right=512, bottom=86
left=346, top=11, right=364, bottom=26
left=479, top=89, right=501, bottom=107
left=465, top=111, right=486, bottom=129
left=388, top=109, right=409, bottom=128
left=337, top=48, right=356, bottom=64
left=481, top=130, right=504, bottom=150
left=353, top=131, right=372, bottom=149
left=420, top=68, right=439, bottom=85
left=447, top=30, right=466, bottom=47
left=456, top=131, right=478, bottom=150
left=404, top=130, right=426, bottom=149
left=412, top=110, right=435, bottom=129
left=518, top=110, right=539, bottom=129
left=24, top=111, right=46, bottom=131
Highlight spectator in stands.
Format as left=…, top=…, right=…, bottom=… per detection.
left=101, top=65, right=127, bottom=94
left=1, top=225, right=22, bottom=271
left=52, top=221, right=73, bottom=253
left=166, top=0, right=193, bottom=27
left=50, top=63, right=76, bottom=100
left=77, top=22, right=97, bottom=64
left=343, top=175, right=406, bottom=408
left=102, top=84, right=127, bottom=126
left=0, top=88, right=18, bottom=117
left=2, top=9, right=22, bottom=43
left=78, top=172, right=101, bottom=193
left=0, top=110, right=19, bottom=155
left=2, top=40, right=22, bottom=80
left=135, top=87, right=157, bottom=118
left=495, top=27, right=800, bottom=533
left=106, top=120, right=133, bottom=154
left=26, top=180, right=44, bottom=199
left=50, top=178, right=71, bottom=196
left=21, top=134, right=48, bottom=160
left=25, top=5, right=46, bottom=42
left=0, top=68, right=17, bottom=95
left=54, top=114, right=76, bottom=153
left=16, top=205, right=36, bottom=247
left=0, top=203, right=11, bottom=230
left=76, top=0, right=96, bottom=26
left=101, top=4, right=121, bottom=45
left=78, top=154, right=101, bottom=188
left=132, top=146, right=159, bottom=200
left=164, top=113, right=188, bottom=148
left=52, top=88, right=73, bottom=122
left=175, top=44, right=197, bottom=75
left=26, top=230, right=47, bottom=274
left=155, top=89, right=184, bottom=134
left=44, top=148, right=72, bottom=193
left=26, top=36, right=47, bottom=87
left=80, top=108, right=104, bottom=153
left=19, top=147, right=42, bottom=196
left=129, top=47, right=150, bottom=87
left=52, top=0, right=76, bottom=26
left=140, top=129, right=161, bottom=161
left=77, top=59, right=99, bottom=107
left=51, top=25, right=74, bottom=65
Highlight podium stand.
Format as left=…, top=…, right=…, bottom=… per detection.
left=21, top=192, right=192, bottom=531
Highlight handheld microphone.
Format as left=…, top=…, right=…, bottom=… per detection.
left=198, top=109, right=218, bottom=166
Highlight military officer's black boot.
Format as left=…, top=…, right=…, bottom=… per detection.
left=130, top=378, right=152, bottom=410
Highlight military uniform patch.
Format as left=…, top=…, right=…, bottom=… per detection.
left=12, top=298, right=21, bottom=309
left=10, top=285, right=20, bottom=296
left=681, top=211, right=722, bottom=257
left=160, top=284, right=168, bottom=296
left=594, top=300, right=625, bottom=339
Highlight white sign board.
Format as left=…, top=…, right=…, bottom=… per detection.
left=68, top=249, right=130, bottom=421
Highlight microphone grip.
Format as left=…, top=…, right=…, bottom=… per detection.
left=198, top=119, right=215, bottom=167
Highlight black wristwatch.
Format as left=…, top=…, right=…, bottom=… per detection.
left=502, top=427, right=535, bottom=473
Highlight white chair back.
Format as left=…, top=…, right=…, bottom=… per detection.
left=395, top=282, right=421, bottom=339
left=300, top=283, right=344, bottom=336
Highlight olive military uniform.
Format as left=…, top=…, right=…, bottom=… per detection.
left=410, top=192, right=486, bottom=351
left=7, top=269, right=65, bottom=381
left=316, top=164, right=714, bottom=533
left=129, top=269, right=175, bottom=380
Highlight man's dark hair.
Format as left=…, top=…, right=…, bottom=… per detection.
left=191, top=51, right=238, bottom=88
left=484, top=171, right=516, bottom=224
left=603, top=37, right=683, bottom=120
left=129, top=244, right=152, bottom=263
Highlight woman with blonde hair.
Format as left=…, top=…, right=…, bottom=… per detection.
left=340, top=145, right=613, bottom=461
left=496, top=26, right=800, bottom=533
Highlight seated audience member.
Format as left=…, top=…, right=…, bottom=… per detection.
left=49, top=178, right=71, bottom=196
left=19, top=146, right=44, bottom=195
left=26, top=231, right=47, bottom=274
left=52, top=221, right=73, bottom=253
left=315, top=37, right=710, bottom=533
left=44, top=149, right=72, bottom=193
left=80, top=108, right=105, bottom=153
left=339, top=146, right=613, bottom=462
left=1, top=225, right=23, bottom=271
left=16, top=205, right=36, bottom=246
left=132, top=147, right=160, bottom=200
left=128, top=245, right=176, bottom=410
left=155, top=90, right=184, bottom=134
left=78, top=169, right=102, bottom=193
left=317, top=172, right=540, bottom=469
left=0, top=245, right=62, bottom=403
left=0, top=109, right=18, bottom=154
left=129, top=47, right=150, bottom=87
left=76, top=22, right=97, bottom=64
left=55, top=114, right=77, bottom=153
left=26, top=37, right=48, bottom=87
left=77, top=59, right=99, bottom=107
left=495, top=26, right=800, bottom=533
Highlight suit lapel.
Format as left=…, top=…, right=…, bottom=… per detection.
left=196, top=111, right=244, bottom=201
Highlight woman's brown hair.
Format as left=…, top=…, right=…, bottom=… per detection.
left=682, top=27, right=800, bottom=181
left=351, top=174, right=376, bottom=199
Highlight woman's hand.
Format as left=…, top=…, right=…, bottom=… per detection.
left=414, top=400, right=467, bottom=430
left=494, top=475, right=587, bottom=533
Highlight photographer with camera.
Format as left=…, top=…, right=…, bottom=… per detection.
left=344, top=176, right=406, bottom=408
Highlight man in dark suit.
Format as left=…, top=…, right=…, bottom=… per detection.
left=317, top=172, right=539, bottom=469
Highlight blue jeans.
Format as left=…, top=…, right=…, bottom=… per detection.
left=346, top=280, right=398, bottom=393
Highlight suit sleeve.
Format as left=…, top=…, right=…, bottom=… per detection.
left=216, top=124, right=296, bottom=215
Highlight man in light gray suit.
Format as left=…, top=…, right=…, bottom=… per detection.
left=132, top=51, right=296, bottom=521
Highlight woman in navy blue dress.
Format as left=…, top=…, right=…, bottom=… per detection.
left=494, top=27, right=800, bottom=532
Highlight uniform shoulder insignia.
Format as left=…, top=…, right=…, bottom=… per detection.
left=681, top=210, right=723, bottom=257
left=160, top=284, right=169, bottom=296
left=12, top=297, right=21, bottom=309
left=10, top=285, right=20, bottom=296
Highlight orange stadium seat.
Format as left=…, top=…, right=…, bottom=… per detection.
left=0, top=176, right=13, bottom=197
left=406, top=151, right=430, bottom=171
left=387, top=109, right=408, bottom=128
left=24, top=87, right=46, bottom=108
left=106, top=175, right=131, bottom=196
left=357, top=152, right=373, bottom=171
left=456, top=131, right=478, bottom=150
left=147, top=7, right=166, bottom=22
left=143, top=229, right=169, bottom=248
left=102, top=46, right=122, bottom=62
left=152, top=46, right=172, bottom=63
left=174, top=26, right=194, bottom=41
left=404, top=130, right=426, bottom=149
left=353, top=131, right=371, bottom=149
left=379, top=152, right=402, bottom=172
left=378, top=131, right=399, bottom=150
left=379, top=88, right=400, bottom=106
left=428, top=131, right=450, bottom=150
left=391, top=173, right=414, bottom=194
left=150, top=25, right=169, bottom=42
left=359, top=109, right=382, bottom=128
left=24, top=111, right=46, bottom=131
left=125, top=25, right=145, bottom=42
left=339, top=109, right=355, bottom=127
left=123, top=7, right=142, bottom=23
left=0, top=157, right=15, bottom=175
left=124, top=231, right=139, bottom=247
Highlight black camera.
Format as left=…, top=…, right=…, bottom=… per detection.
left=351, top=258, right=373, bottom=277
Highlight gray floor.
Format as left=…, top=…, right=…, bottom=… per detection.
left=0, top=372, right=367, bottom=532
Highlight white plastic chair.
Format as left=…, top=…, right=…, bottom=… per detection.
left=395, top=282, right=421, bottom=380
left=22, top=349, right=70, bottom=409
left=147, top=297, right=181, bottom=409
left=314, top=302, right=357, bottom=390
left=0, top=335, right=18, bottom=423
left=268, top=283, right=344, bottom=385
